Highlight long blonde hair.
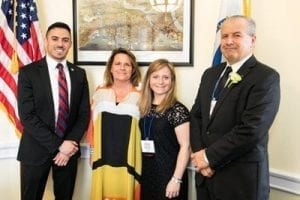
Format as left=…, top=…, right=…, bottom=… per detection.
left=139, top=59, right=177, bottom=117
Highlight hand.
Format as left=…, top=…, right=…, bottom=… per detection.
left=53, top=151, right=70, bottom=166
left=59, top=140, right=78, bottom=157
left=165, top=178, right=181, bottom=199
left=200, top=166, right=215, bottom=178
left=191, top=149, right=209, bottom=170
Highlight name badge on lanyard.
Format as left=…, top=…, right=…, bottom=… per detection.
left=210, top=98, right=217, bottom=116
left=141, top=140, right=155, bottom=153
left=141, top=116, right=156, bottom=153
left=210, top=66, right=229, bottom=116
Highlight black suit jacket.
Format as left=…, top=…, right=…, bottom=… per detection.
left=17, top=57, right=90, bottom=166
left=190, top=56, right=280, bottom=199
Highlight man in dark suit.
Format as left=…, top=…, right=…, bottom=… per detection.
left=190, top=15, right=280, bottom=200
left=17, top=22, right=90, bottom=200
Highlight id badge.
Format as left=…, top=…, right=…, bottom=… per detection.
left=141, top=140, right=155, bottom=153
left=210, top=99, right=217, bottom=116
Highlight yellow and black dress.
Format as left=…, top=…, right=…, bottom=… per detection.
left=89, top=88, right=141, bottom=200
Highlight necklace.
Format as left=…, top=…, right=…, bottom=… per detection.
left=112, top=84, right=133, bottom=103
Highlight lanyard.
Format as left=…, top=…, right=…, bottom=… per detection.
left=143, top=116, right=154, bottom=140
left=211, top=66, right=229, bottom=101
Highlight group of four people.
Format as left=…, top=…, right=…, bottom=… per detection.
left=17, top=15, right=280, bottom=200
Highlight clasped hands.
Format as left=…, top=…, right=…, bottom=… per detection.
left=53, top=140, right=78, bottom=166
left=191, top=149, right=215, bottom=178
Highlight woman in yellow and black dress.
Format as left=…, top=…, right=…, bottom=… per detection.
left=87, top=48, right=142, bottom=200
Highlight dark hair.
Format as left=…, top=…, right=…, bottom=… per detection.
left=103, top=47, right=141, bottom=87
left=46, top=22, right=71, bottom=36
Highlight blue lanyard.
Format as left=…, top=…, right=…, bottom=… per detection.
left=143, top=116, right=154, bottom=140
left=211, top=66, right=228, bottom=100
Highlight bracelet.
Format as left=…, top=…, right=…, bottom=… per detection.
left=172, top=176, right=182, bottom=184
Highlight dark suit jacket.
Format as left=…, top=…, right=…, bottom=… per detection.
left=190, top=56, right=280, bottom=199
left=17, top=57, right=90, bottom=166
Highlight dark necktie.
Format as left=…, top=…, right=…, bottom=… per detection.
left=56, top=63, right=69, bottom=137
left=213, top=66, right=232, bottom=100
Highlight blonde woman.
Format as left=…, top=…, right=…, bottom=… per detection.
left=139, top=59, right=190, bottom=200
left=87, top=48, right=142, bottom=200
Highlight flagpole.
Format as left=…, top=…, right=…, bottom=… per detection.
left=10, top=0, right=19, bottom=75
left=11, top=0, right=22, bottom=137
left=243, top=0, right=251, bottom=17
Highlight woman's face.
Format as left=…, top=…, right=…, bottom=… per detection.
left=111, top=53, right=133, bottom=83
left=149, top=66, right=172, bottom=98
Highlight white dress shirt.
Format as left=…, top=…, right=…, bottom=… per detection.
left=46, top=56, right=71, bottom=123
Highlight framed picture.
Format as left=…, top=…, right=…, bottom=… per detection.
left=73, top=0, right=194, bottom=66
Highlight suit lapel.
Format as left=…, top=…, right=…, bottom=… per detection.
left=38, top=59, right=54, bottom=106
left=202, top=71, right=218, bottom=125
left=209, top=56, right=257, bottom=123
left=202, top=64, right=226, bottom=124
left=37, top=58, right=56, bottom=127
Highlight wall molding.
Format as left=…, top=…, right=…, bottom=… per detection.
left=0, top=142, right=19, bottom=159
left=1, top=143, right=299, bottom=195
left=0, top=142, right=91, bottom=159
left=270, top=168, right=300, bottom=195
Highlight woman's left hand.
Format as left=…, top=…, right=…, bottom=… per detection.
left=165, top=179, right=181, bottom=199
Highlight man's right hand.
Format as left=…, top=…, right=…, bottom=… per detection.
left=59, top=140, right=78, bottom=157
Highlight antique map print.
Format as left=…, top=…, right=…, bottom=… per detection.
left=77, top=0, right=184, bottom=51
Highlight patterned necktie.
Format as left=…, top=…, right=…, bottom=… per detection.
left=56, top=63, right=69, bottom=137
left=213, top=66, right=232, bottom=100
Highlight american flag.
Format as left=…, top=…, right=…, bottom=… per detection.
left=0, top=0, right=44, bottom=136
left=16, top=0, right=44, bottom=65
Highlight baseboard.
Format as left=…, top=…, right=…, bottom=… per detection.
left=186, top=164, right=300, bottom=195
left=80, top=143, right=90, bottom=158
left=1, top=142, right=299, bottom=195
left=0, top=142, right=19, bottom=159
left=270, top=168, right=300, bottom=195
left=0, top=142, right=91, bottom=159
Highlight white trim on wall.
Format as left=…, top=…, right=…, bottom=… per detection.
left=1, top=143, right=299, bottom=195
left=270, top=168, right=300, bottom=195
left=0, top=142, right=90, bottom=159
left=0, top=142, right=19, bottom=159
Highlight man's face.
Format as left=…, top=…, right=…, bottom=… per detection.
left=220, top=18, right=256, bottom=64
left=45, top=27, right=71, bottom=62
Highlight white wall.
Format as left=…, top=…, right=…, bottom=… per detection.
left=252, top=0, right=300, bottom=174
left=1, top=0, right=300, bottom=199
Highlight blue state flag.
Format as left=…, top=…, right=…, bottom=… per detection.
left=212, top=0, right=251, bottom=66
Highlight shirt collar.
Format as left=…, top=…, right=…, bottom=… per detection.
left=46, top=55, right=67, bottom=69
left=226, top=54, right=252, bottom=73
